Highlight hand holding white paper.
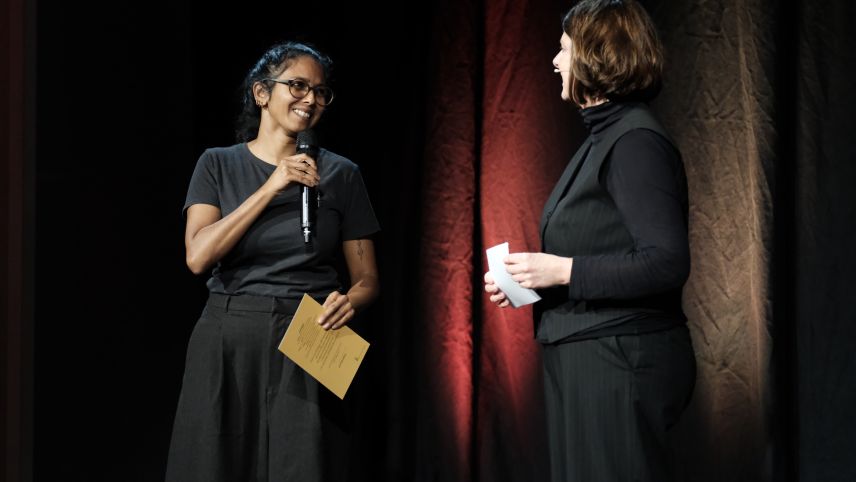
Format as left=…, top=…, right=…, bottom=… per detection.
left=486, top=242, right=541, bottom=308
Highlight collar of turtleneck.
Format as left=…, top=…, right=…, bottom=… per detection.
left=580, top=101, right=644, bottom=143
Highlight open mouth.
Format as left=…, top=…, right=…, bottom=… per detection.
left=292, top=108, right=312, bottom=119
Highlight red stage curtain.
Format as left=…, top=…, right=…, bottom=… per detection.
left=418, top=0, right=574, bottom=480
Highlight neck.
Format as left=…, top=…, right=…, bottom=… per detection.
left=579, top=97, right=608, bottom=109
left=249, top=126, right=298, bottom=164
left=253, top=122, right=297, bottom=156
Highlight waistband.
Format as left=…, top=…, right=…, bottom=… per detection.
left=207, top=292, right=303, bottom=314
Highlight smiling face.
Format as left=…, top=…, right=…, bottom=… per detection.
left=552, top=33, right=573, bottom=102
left=254, top=55, right=327, bottom=139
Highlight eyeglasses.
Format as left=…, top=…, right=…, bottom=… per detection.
left=264, top=78, right=334, bottom=106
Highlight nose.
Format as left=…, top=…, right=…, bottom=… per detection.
left=300, top=88, right=317, bottom=106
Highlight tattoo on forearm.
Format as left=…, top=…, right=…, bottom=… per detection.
left=357, top=240, right=364, bottom=262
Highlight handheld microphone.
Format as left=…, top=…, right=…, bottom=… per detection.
left=296, top=129, right=319, bottom=243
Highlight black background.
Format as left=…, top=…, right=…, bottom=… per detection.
left=35, top=1, right=431, bottom=479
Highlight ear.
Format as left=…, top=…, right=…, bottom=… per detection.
left=252, top=81, right=270, bottom=108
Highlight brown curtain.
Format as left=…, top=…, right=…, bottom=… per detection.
left=416, top=1, right=856, bottom=481
left=651, top=1, right=779, bottom=479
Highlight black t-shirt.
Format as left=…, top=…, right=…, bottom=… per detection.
left=183, top=143, right=380, bottom=299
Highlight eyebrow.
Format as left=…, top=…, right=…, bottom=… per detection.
left=282, top=76, right=328, bottom=86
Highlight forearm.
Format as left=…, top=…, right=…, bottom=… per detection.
left=186, top=184, right=277, bottom=274
left=341, top=238, right=379, bottom=312
left=569, top=247, right=689, bottom=300
left=318, top=239, right=379, bottom=330
left=344, top=274, right=380, bottom=313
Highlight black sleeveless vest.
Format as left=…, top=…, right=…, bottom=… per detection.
left=535, top=103, right=683, bottom=343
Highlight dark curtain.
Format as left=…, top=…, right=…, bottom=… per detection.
left=791, top=3, right=856, bottom=481
left=5, top=0, right=854, bottom=481
left=2, top=0, right=35, bottom=480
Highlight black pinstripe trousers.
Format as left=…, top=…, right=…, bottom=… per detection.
left=541, top=325, right=696, bottom=482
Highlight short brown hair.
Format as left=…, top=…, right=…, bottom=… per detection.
left=562, top=0, right=664, bottom=104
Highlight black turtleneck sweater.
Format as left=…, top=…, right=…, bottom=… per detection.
left=562, top=101, right=689, bottom=338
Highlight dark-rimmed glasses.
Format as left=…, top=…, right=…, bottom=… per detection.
left=263, top=78, right=334, bottom=106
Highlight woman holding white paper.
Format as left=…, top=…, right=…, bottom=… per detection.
left=166, top=41, right=379, bottom=482
left=484, top=1, right=696, bottom=481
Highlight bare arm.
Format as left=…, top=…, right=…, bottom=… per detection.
left=184, top=154, right=320, bottom=274
left=317, top=238, right=380, bottom=330
left=184, top=190, right=274, bottom=274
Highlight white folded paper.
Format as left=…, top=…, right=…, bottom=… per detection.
left=486, top=242, right=541, bottom=308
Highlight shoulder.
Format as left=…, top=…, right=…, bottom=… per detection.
left=614, top=128, right=677, bottom=156
left=320, top=148, right=359, bottom=169
left=612, top=102, right=672, bottom=138
left=198, top=143, right=248, bottom=164
left=319, top=148, right=363, bottom=178
left=192, top=143, right=254, bottom=177
left=608, top=128, right=682, bottom=178
left=611, top=104, right=679, bottom=162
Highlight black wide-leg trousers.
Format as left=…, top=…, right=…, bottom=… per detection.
left=541, top=325, right=696, bottom=482
left=166, top=293, right=349, bottom=482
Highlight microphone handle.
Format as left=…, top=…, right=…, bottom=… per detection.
left=296, top=130, right=318, bottom=244
left=302, top=185, right=312, bottom=243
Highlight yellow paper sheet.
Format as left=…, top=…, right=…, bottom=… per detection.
left=277, top=293, right=370, bottom=399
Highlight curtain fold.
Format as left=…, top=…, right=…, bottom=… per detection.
left=476, top=0, right=578, bottom=480
left=416, top=0, right=481, bottom=479
left=650, top=1, right=778, bottom=479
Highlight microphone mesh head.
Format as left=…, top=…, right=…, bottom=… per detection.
left=296, top=129, right=317, bottom=151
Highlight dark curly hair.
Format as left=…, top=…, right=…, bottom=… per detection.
left=235, top=41, right=333, bottom=142
left=562, top=0, right=663, bottom=105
